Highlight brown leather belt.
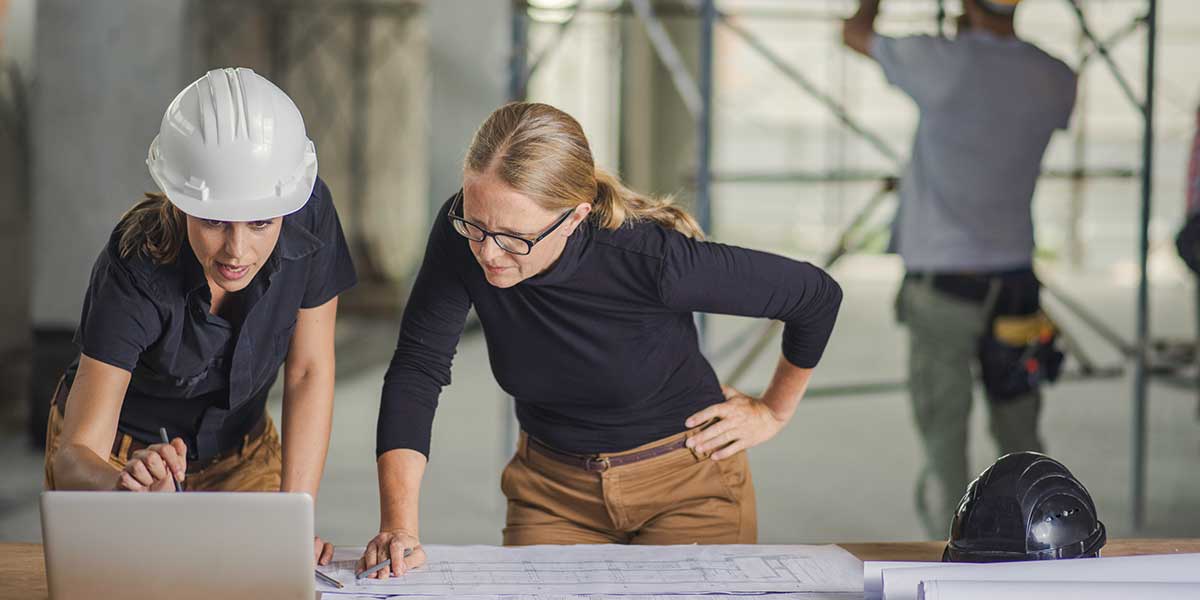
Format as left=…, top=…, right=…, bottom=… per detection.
left=116, top=415, right=268, bottom=472
left=51, top=376, right=267, bottom=472
left=527, top=434, right=688, bottom=473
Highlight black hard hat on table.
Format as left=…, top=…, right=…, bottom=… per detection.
left=943, top=452, right=1106, bottom=563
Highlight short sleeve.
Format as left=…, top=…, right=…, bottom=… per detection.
left=871, top=34, right=956, bottom=108
left=301, top=180, right=358, bottom=309
left=73, top=253, right=163, bottom=372
left=1055, top=65, right=1078, bottom=131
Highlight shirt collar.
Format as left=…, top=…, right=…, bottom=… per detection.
left=523, top=217, right=591, bottom=287
left=181, top=243, right=208, bottom=296
left=961, top=29, right=1021, bottom=45
left=179, top=211, right=323, bottom=297
left=275, top=212, right=325, bottom=261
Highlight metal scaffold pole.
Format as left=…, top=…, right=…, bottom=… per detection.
left=1131, top=0, right=1158, bottom=531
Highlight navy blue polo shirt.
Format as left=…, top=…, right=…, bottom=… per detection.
left=63, top=177, right=357, bottom=463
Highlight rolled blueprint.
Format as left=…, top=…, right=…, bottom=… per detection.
left=918, top=580, right=1200, bottom=600
left=881, top=553, right=1200, bottom=600
left=863, top=562, right=945, bottom=600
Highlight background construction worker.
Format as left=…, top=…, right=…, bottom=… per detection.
left=42, top=68, right=356, bottom=564
left=842, top=0, right=1077, bottom=536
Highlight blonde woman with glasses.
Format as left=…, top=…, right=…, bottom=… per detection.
left=358, top=102, right=842, bottom=578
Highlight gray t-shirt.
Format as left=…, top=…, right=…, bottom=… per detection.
left=872, top=31, right=1076, bottom=271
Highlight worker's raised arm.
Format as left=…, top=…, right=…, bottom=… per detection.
left=842, top=0, right=882, bottom=58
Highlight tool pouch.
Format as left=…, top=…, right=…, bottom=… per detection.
left=979, top=310, right=1064, bottom=403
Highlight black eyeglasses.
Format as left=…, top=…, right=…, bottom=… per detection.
left=448, top=193, right=574, bottom=256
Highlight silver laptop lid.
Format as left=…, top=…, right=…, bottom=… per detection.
left=40, top=492, right=314, bottom=600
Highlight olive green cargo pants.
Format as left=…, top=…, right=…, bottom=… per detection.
left=897, top=275, right=1044, bottom=538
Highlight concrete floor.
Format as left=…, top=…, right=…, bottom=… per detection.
left=3, top=257, right=1199, bottom=548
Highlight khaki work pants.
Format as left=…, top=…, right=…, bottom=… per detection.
left=501, top=429, right=757, bottom=546
left=44, top=401, right=282, bottom=492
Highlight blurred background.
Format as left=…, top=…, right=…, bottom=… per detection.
left=1, top=0, right=1198, bottom=547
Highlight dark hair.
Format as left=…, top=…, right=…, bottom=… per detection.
left=116, top=193, right=188, bottom=264
left=969, top=0, right=1018, bottom=20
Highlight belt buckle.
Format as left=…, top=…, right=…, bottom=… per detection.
left=586, top=456, right=611, bottom=472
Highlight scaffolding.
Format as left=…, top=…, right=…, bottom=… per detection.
left=511, top=0, right=1175, bottom=530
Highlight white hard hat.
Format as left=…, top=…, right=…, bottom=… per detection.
left=146, top=67, right=318, bottom=222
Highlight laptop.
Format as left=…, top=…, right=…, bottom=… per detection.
left=40, top=491, right=315, bottom=600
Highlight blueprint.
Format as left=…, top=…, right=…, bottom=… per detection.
left=315, top=544, right=863, bottom=597
left=322, top=595, right=861, bottom=600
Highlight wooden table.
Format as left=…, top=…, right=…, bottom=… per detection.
left=4, top=539, right=1198, bottom=599
left=838, top=538, right=1200, bottom=562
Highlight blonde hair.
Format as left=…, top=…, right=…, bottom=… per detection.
left=116, top=192, right=188, bottom=264
left=464, top=102, right=704, bottom=239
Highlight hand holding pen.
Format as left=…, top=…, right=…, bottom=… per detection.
left=158, top=427, right=184, bottom=492
left=357, top=529, right=423, bottom=579
left=356, top=547, right=415, bottom=580
left=313, top=546, right=413, bottom=589
left=113, top=427, right=186, bottom=492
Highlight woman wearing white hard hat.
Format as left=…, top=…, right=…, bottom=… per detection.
left=42, top=68, right=356, bottom=565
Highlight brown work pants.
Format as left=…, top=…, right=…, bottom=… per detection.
left=44, top=401, right=282, bottom=492
left=501, top=430, right=757, bottom=545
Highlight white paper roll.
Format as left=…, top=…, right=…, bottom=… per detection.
left=882, top=553, right=1200, bottom=600
left=863, top=561, right=946, bottom=600
left=919, top=580, right=1200, bottom=600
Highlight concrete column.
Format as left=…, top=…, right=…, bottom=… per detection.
left=0, top=0, right=35, bottom=434
left=1, top=0, right=36, bottom=79
left=428, top=0, right=511, bottom=217
left=619, top=13, right=698, bottom=204
left=28, top=0, right=188, bottom=444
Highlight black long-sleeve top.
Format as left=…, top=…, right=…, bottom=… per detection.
left=378, top=193, right=843, bottom=458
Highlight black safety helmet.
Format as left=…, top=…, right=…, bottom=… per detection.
left=943, top=452, right=1106, bottom=563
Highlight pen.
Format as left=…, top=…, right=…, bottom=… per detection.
left=158, top=427, right=183, bottom=492
left=356, top=547, right=414, bottom=580
left=315, top=568, right=344, bottom=589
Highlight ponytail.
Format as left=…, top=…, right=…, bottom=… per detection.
left=466, top=102, right=705, bottom=240
left=591, top=169, right=704, bottom=240
left=116, top=193, right=188, bottom=264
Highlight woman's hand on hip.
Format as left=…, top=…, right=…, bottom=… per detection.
left=114, top=439, right=187, bottom=492
left=684, top=385, right=788, bottom=460
left=357, top=529, right=424, bottom=579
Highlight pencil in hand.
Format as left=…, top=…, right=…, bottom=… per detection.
left=315, top=568, right=343, bottom=589
left=158, top=427, right=183, bottom=492
left=356, top=547, right=415, bottom=580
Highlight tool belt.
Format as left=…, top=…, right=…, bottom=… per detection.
left=979, top=310, right=1065, bottom=402
left=904, top=271, right=998, bottom=304
left=116, top=414, right=269, bottom=474
left=907, top=269, right=1065, bottom=402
